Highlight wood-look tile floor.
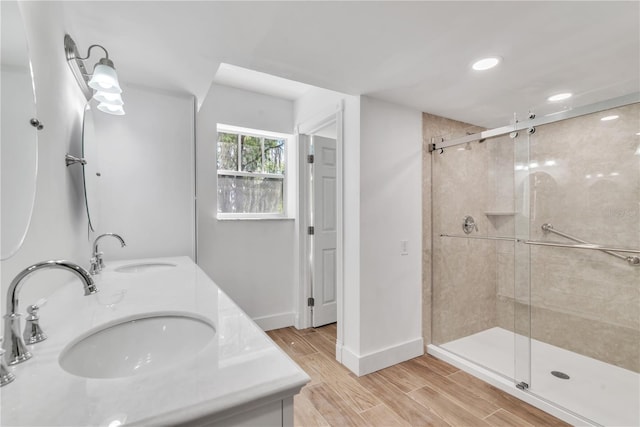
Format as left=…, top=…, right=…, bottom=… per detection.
left=267, top=324, right=570, bottom=427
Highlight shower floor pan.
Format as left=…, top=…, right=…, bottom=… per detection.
left=436, top=327, right=639, bottom=427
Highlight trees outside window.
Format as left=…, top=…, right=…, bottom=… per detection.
left=216, top=125, right=289, bottom=218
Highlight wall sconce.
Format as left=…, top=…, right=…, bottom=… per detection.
left=64, top=34, right=125, bottom=115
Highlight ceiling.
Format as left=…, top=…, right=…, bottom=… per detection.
left=62, top=1, right=639, bottom=128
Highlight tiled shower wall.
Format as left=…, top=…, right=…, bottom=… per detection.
left=423, top=113, right=489, bottom=345
left=424, top=103, right=640, bottom=372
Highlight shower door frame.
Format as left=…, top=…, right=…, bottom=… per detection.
left=430, top=93, right=639, bottom=152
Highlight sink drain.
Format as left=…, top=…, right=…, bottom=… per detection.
left=551, top=370, right=570, bottom=380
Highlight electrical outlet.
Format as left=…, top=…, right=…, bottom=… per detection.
left=400, top=240, right=408, bottom=255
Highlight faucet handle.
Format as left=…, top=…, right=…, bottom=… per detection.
left=26, top=298, right=47, bottom=315
left=97, top=252, right=105, bottom=270
left=23, top=298, right=47, bottom=345
left=90, top=255, right=101, bottom=275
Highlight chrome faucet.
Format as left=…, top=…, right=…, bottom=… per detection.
left=91, top=233, right=126, bottom=275
left=2, top=260, right=97, bottom=367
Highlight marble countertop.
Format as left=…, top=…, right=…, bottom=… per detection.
left=0, top=256, right=309, bottom=426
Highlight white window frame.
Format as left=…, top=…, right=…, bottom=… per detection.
left=216, top=124, right=292, bottom=220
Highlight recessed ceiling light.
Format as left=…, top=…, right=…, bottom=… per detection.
left=547, top=93, right=572, bottom=102
left=635, top=132, right=640, bottom=136
left=601, top=115, right=619, bottom=121
left=472, top=57, right=501, bottom=71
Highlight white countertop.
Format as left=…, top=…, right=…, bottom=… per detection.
left=0, top=256, right=309, bottom=426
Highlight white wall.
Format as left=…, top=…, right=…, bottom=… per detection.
left=358, top=96, right=423, bottom=373
left=1, top=2, right=92, bottom=309
left=196, top=83, right=296, bottom=330
left=93, top=85, right=195, bottom=261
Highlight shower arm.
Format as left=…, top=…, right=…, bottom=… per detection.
left=537, top=223, right=640, bottom=266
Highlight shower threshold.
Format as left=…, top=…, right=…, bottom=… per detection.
left=428, top=327, right=639, bottom=427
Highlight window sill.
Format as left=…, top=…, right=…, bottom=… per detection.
left=216, top=215, right=295, bottom=222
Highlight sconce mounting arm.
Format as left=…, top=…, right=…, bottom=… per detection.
left=76, top=44, right=110, bottom=61
left=64, top=34, right=93, bottom=100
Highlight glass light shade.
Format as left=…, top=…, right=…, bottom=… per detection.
left=93, top=91, right=124, bottom=105
left=97, top=102, right=125, bottom=116
left=88, top=63, right=122, bottom=94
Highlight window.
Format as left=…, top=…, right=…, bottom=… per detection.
left=216, top=124, right=290, bottom=218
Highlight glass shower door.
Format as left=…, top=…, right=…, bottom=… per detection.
left=516, top=103, right=640, bottom=426
left=431, top=125, right=528, bottom=386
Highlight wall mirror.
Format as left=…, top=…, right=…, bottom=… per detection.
left=1, top=1, right=39, bottom=260
left=81, top=104, right=101, bottom=232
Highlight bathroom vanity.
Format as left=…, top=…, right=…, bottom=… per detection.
left=0, top=257, right=309, bottom=426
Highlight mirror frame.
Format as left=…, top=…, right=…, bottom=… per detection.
left=81, top=103, right=100, bottom=232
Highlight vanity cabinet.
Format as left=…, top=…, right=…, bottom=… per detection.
left=207, top=397, right=293, bottom=427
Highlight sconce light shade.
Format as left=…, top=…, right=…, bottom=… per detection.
left=65, top=34, right=125, bottom=115
left=97, top=102, right=125, bottom=116
left=93, top=91, right=124, bottom=105
left=88, top=59, right=122, bottom=94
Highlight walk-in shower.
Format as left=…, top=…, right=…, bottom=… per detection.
left=425, top=95, right=640, bottom=426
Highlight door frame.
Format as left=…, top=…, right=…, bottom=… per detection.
left=295, top=102, right=344, bottom=335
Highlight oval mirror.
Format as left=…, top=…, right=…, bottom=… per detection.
left=82, top=104, right=101, bottom=232
left=1, top=1, right=38, bottom=260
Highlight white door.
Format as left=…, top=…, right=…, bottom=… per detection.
left=311, top=136, right=337, bottom=327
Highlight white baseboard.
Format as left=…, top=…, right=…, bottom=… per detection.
left=253, top=312, right=295, bottom=331
left=341, top=337, right=424, bottom=376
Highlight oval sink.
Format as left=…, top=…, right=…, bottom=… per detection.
left=59, top=313, right=215, bottom=379
left=114, top=262, right=176, bottom=273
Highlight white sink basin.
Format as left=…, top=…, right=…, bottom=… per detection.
left=114, top=262, right=176, bottom=273
left=59, top=313, right=216, bottom=379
